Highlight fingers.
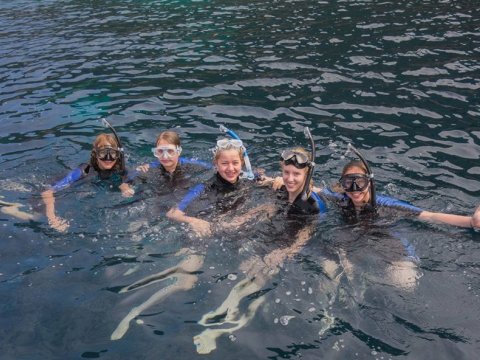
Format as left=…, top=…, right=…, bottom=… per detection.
left=136, top=164, right=150, bottom=173
left=49, top=217, right=70, bottom=232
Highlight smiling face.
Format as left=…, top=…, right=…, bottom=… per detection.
left=282, top=163, right=308, bottom=201
left=215, top=148, right=243, bottom=184
left=156, top=139, right=180, bottom=173
left=343, top=165, right=371, bottom=207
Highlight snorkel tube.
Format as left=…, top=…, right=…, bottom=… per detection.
left=301, top=127, right=315, bottom=201
left=346, top=143, right=376, bottom=210
left=100, top=118, right=126, bottom=174
left=219, top=125, right=255, bottom=180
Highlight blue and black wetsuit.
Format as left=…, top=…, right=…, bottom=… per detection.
left=320, top=188, right=422, bottom=223
left=248, top=187, right=328, bottom=256
left=319, top=188, right=421, bottom=260
left=275, top=186, right=327, bottom=218
left=50, top=163, right=125, bottom=193
left=177, top=172, right=250, bottom=219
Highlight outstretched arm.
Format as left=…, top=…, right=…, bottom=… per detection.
left=418, top=206, right=480, bottom=228
left=41, top=189, right=69, bottom=232
left=167, top=208, right=212, bottom=237
left=263, top=225, right=314, bottom=269
left=220, top=203, right=277, bottom=231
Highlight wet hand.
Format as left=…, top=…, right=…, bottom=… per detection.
left=119, top=183, right=135, bottom=197
left=136, top=164, right=150, bottom=173
left=264, top=249, right=286, bottom=270
left=49, top=215, right=70, bottom=232
left=190, top=218, right=212, bottom=237
left=471, top=206, right=480, bottom=229
left=272, top=176, right=284, bottom=190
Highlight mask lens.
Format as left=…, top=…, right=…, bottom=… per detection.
left=280, top=150, right=310, bottom=168
left=340, top=174, right=369, bottom=192
left=96, top=147, right=118, bottom=161
left=216, top=139, right=243, bottom=149
left=152, top=146, right=179, bottom=159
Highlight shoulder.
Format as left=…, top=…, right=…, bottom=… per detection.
left=50, top=163, right=91, bottom=192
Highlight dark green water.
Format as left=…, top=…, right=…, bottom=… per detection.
left=1, top=1, right=479, bottom=359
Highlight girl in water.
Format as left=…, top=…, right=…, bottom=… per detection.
left=192, top=144, right=328, bottom=354
left=41, top=130, right=133, bottom=232
left=128, top=130, right=211, bottom=191
left=317, top=147, right=480, bottom=292
left=321, top=155, right=480, bottom=228
left=110, top=137, right=254, bottom=341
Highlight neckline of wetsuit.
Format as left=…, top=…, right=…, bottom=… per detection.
left=212, top=172, right=241, bottom=192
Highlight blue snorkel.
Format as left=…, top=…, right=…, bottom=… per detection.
left=301, top=127, right=315, bottom=201
left=347, top=143, right=376, bottom=210
left=219, top=125, right=255, bottom=180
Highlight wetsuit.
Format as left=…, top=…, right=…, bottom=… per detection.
left=127, top=158, right=211, bottom=183
left=320, top=188, right=422, bottom=223
left=275, top=186, right=327, bottom=218
left=50, top=163, right=125, bottom=192
left=319, top=188, right=421, bottom=260
left=177, top=172, right=250, bottom=218
left=245, top=186, right=328, bottom=257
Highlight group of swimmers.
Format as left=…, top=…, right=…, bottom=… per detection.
left=33, top=121, right=480, bottom=353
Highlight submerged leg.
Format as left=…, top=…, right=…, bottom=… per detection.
left=194, top=296, right=265, bottom=354
left=121, top=253, right=204, bottom=293
left=198, top=276, right=265, bottom=326
left=111, top=254, right=204, bottom=340
left=1, top=202, right=39, bottom=221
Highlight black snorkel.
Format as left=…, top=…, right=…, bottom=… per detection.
left=346, top=143, right=376, bottom=210
left=100, top=118, right=126, bottom=174
left=301, top=127, right=315, bottom=201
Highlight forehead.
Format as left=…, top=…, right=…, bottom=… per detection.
left=344, top=166, right=366, bottom=175
left=96, top=140, right=114, bottom=148
left=282, top=163, right=307, bottom=173
left=216, top=149, right=241, bottom=161
left=157, top=139, right=175, bottom=147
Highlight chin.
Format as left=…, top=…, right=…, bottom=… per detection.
left=99, top=162, right=115, bottom=170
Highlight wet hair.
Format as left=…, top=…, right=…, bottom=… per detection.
left=156, top=131, right=181, bottom=147
left=90, top=133, right=124, bottom=174
left=280, top=147, right=313, bottom=192
left=213, top=139, right=245, bottom=167
left=332, top=160, right=368, bottom=193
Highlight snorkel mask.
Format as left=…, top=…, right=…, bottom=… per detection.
left=95, top=147, right=121, bottom=161
left=343, top=143, right=376, bottom=209
left=218, top=125, right=255, bottom=180
left=152, top=145, right=182, bottom=159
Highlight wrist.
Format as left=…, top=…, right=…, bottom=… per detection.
left=471, top=217, right=479, bottom=230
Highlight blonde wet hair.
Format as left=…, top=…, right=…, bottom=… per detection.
left=156, top=131, right=181, bottom=147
